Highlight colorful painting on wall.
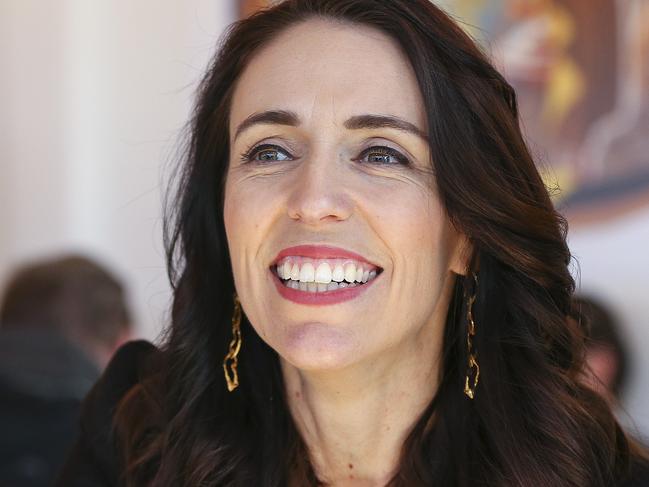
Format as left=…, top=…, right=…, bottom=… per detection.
left=446, top=0, right=649, bottom=225
left=238, top=0, right=649, bottom=225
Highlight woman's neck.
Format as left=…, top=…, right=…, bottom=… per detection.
left=281, top=333, right=442, bottom=486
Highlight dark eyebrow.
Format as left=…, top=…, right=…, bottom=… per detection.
left=344, top=114, right=427, bottom=140
left=233, top=110, right=299, bottom=141
left=233, top=110, right=427, bottom=141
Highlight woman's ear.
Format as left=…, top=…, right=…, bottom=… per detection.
left=449, top=232, right=473, bottom=276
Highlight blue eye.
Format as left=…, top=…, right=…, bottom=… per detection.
left=242, top=144, right=293, bottom=163
left=357, top=146, right=410, bottom=165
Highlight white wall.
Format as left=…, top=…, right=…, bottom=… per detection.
left=0, top=0, right=236, bottom=340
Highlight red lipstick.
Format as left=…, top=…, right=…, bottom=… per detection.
left=271, top=271, right=378, bottom=306
left=272, top=245, right=378, bottom=267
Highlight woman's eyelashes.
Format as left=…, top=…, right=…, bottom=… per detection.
left=354, top=146, right=411, bottom=166
left=241, top=142, right=411, bottom=166
left=240, top=143, right=293, bottom=163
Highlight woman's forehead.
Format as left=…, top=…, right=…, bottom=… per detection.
left=229, top=19, right=426, bottom=134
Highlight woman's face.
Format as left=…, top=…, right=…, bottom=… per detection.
left=224, top=19, right=468, bottom=371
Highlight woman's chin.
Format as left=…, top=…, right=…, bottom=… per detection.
left=276, top=321, right=362, bottom=372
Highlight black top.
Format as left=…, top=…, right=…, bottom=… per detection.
left=57, top=340, right=649, bottom=486
left=56, top=340, right=156, bottom=487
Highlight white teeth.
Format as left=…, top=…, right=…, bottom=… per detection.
left=299, top=262, right=315, bottom=282
left=332, top=264, right=345, bottom=282
left=344, top=263, right=356, bottom=283
left=314, top=263, right=332, bottom=284
left=355, top=267, right=364, bottom=283
left=277, top=256, right=381, bottom=291
left=282, top=260, right=292, bottom=280
left=282, top=279, right=347, bottom=293
left=290, top=263, right=300, bottom=281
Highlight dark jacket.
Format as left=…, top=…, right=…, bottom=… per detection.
left=0, top=329, right=101, bottom=487
left=58, top=341, right=649, bottom=486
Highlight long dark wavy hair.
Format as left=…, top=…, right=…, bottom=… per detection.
left=114, top=0, right=646, bottom=485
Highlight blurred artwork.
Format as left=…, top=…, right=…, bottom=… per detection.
left=444, top=0, right=649, bottom=224
left=238, top=0, right=649, bottom=224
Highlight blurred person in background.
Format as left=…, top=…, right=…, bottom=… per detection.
left=0, top=255, right=132, bottom=487
left=574, top=295, right=629, bottom=404
left=573, top=295, right=649, bottom=448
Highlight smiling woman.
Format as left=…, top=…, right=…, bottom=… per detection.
left=57, top=1, right=649, bottom=486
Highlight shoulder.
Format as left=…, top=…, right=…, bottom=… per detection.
left=56, top=340, right=159, bottom=486
left=79, top=340, right=158, bottom=434
left=619, top=457, right=649, bottom=487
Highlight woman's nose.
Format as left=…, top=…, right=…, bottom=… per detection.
left=286, top=152, right=354, bottom=225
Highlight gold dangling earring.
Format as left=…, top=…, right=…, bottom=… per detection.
left=223, top=294, right=242, bottom=392
left=464, top=273, right=480, bottom=399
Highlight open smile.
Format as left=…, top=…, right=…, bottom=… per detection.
left=270, top=245, right=383, bottom=305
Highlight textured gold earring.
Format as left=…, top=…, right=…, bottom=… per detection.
left=464, top=274, right=480, bottom=399
left=223, top=294, right=242, bottom=392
